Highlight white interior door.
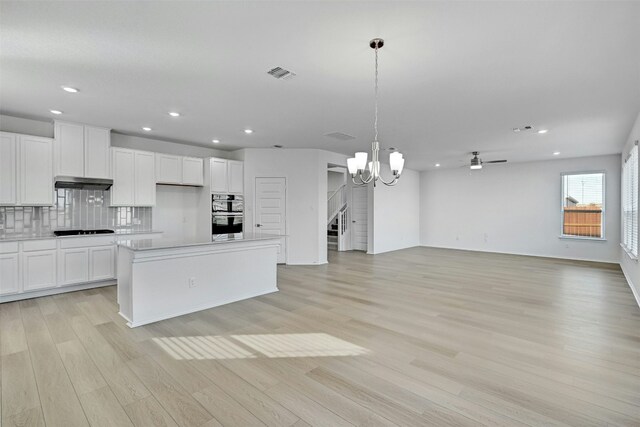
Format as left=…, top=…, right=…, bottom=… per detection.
left=351, top=186, right=368, bottom=251
left=255, top=177, right=286, bottom=264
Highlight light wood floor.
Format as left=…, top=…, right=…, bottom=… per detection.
left=1, top=247, right=639, bottom=426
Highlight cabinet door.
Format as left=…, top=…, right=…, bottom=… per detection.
left=0, top=132, right=17, bottom=205
left=134, top=151, right=156, bottom=206
left=156, top=153, right=182, bottom=184
left=58, top=248, right=89, bottom=286
left=54, top=121, right=85, bottom=177
left=84, top=126, right=111, bottom=179
left=20, top=136, right=53, bottom=206
left=0, top=253, right=20, bottom=295
left=111, top=148, right=135, bottom=206
left=89, top=246, right=115, bottom=281
left=182, top=157, right=203, bottom=186
left=23, top=250, right=56, bottom=291
left=227, top=160, right=244, bottom=194
left=210, top=158, right=228, bottom=193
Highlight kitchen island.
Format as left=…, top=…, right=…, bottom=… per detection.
left=117, top=233, right=281, bottom=327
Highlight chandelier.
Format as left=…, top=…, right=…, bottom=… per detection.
left=347, top=38, right=404, bottom=187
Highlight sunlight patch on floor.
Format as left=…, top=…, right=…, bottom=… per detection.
left=152, top=333, right=369, bottom=360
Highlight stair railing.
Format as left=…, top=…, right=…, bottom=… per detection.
left=327, top=184, right=347, bottom=223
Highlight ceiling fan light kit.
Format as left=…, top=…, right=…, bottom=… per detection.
left=347, top=38, right=404, bottom=187
left=469, top=151, right=507, bottom=170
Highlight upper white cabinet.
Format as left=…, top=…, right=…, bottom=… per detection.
left=111, top=148, right=156, bottom=206
left=210, top=158, right=243, bottom=194
left=0, top=132, right=53, bottom=206
left=228, top=161, right=244, bottom=194
left=182, top=157, right=204, bottom=186
left=20, top=135, right=54, bottom=206
left=0, top=132, right=17, bottom=205
left=54, top=121, right=111, bottom=179
left=84, top=126, right=111, bottom=179
left=155, top=154, right=203, bottom=186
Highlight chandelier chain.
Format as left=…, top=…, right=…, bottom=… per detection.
left=374, top=44, right=379, bottom=143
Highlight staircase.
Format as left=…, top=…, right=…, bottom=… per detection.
left=327, top=218, right=339, bottom=251
left=327, top=185, right=348, bottom=251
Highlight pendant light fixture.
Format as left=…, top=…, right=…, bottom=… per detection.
left=347, top=38, right=404, bottom=187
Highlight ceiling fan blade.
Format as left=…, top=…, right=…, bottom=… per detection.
left=485, top=159, right=507, bottom=164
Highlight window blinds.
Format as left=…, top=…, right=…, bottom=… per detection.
left=622, top=144, right=638, bottom=257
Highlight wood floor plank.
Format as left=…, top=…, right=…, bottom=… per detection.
left=79, top=386, right=134, bottom=427
left=1, top=350, right=40, bottom=422
left=123, top=395, right=179, bottom=427
left=3, top=406, right=45, bottom=427
left=126, top=355, right=213, bottom=427
left=57, top=340, right=107, bottom=395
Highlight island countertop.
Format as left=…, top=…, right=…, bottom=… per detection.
left=117, top=232, right=283, bottom=251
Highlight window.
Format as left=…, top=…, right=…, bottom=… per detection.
left=622, top=144, right=638, bottom=257
left=561, top=172, right=605, bottom=239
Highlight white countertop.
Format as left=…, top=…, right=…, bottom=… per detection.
left=117, top=232, right=282, bottom=251
left=0, top=229, right=163, bottom=242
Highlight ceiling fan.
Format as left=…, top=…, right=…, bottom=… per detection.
left=468, top=151, right=507, bottom=170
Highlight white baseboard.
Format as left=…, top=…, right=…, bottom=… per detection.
left=420, top=244, right=618, bottom=265
left=620, top=262, right=640, bottom=309
left=0, top=280, right=116, bottom=303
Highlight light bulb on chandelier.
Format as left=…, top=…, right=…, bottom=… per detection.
left=347, top=38, right=405, bottom=187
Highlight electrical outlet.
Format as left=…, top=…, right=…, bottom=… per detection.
left=188, top=277, right=196, bottom=288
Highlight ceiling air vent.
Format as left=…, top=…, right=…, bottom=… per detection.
left=267, top=67, right=296, bottom=80
left=324, top=132, right=356, bottom=141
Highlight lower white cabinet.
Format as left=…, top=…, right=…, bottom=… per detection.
left=0, top=253, right=20, bottom=295
left=23, top=250, right=57, bottom=291
left=90, top=246, right=115, bottom=281
left=58, top=248, right=90, bottom=286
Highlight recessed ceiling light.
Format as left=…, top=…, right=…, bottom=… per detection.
left=61, top=86, right=78, bottom=93
left=142, top=127, right=152, bottom=131
left=553, top=151, right=560, bottom=156
left=212, top=139, right=220, bottom=144
left=244, top=129, right=253, bottom=134
left=50, top=109, right=63, bottom=115
left=435, top=163, right=440, bottom=167
left=538, top=129, right=548, bottom=134
left=168, top=112, right=180, bottom=117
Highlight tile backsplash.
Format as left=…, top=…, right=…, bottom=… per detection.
left=0, top=189, right=152, bottom=237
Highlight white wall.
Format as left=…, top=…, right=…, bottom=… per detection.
left=240, top=148, right=347, bottom=265
left=369, top=165, right=421, bottom=254
left=420, top=154, right=621, bottom=263
left=154, top=185, right=200, bottom=241
left=620, top=112, right=640, bottom=305
left=0, top=114, right=54, bottom=137
left=327, top=170, right=345, bottom=193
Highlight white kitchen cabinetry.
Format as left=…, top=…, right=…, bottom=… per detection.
left=0, top=253, right=20, bottom=295
left=111, top=148, right=155, bottom=206
left=89, top=246, right=115, bottom=281
left=23, top=250, right=57, bottom=291
left=20, top=135, right=54, bottom=206
left=155, top=154, right=203, bottom=186
left=58, top=248, right=89, bottom=286
left=209, top=158, right=243, bottom=194
left=156, top=153, right=182, bottom=184
left=84, top=126, right=111, bottom=179
left=0, top=132, right=17, bottom=205
left=55, top=121, right=111, bottom=179
left=182, top=157, right=204, bottom=186
left=228, top=160, right=244, bottom=194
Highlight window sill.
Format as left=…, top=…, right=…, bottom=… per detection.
left=620, top=244, right=639, bottom=261
left=558, top=235, right=606, bottom=242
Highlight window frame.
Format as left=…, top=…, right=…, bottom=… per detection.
left=621, top=143, right=638, bottom=260
left=559, top=170, right=606, bottom=241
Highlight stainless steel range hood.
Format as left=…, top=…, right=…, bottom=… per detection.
left=54, top=176, right=113, bottom=191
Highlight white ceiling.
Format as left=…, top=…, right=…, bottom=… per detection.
left=1, top=1, right=639, bottom=170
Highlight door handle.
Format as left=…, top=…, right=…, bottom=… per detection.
left=352, top=220, right=356, bottom=223
left=256, top=224, right=262, bottom=227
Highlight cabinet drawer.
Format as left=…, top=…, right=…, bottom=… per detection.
left=59, top=236, right=116, bottom=249
left=0, top=241, right=19, bottom=254
left=22, top=239, right=56, bottom=252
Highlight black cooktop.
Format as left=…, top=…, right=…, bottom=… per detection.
left=53, top=229, right=115, bottom=237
